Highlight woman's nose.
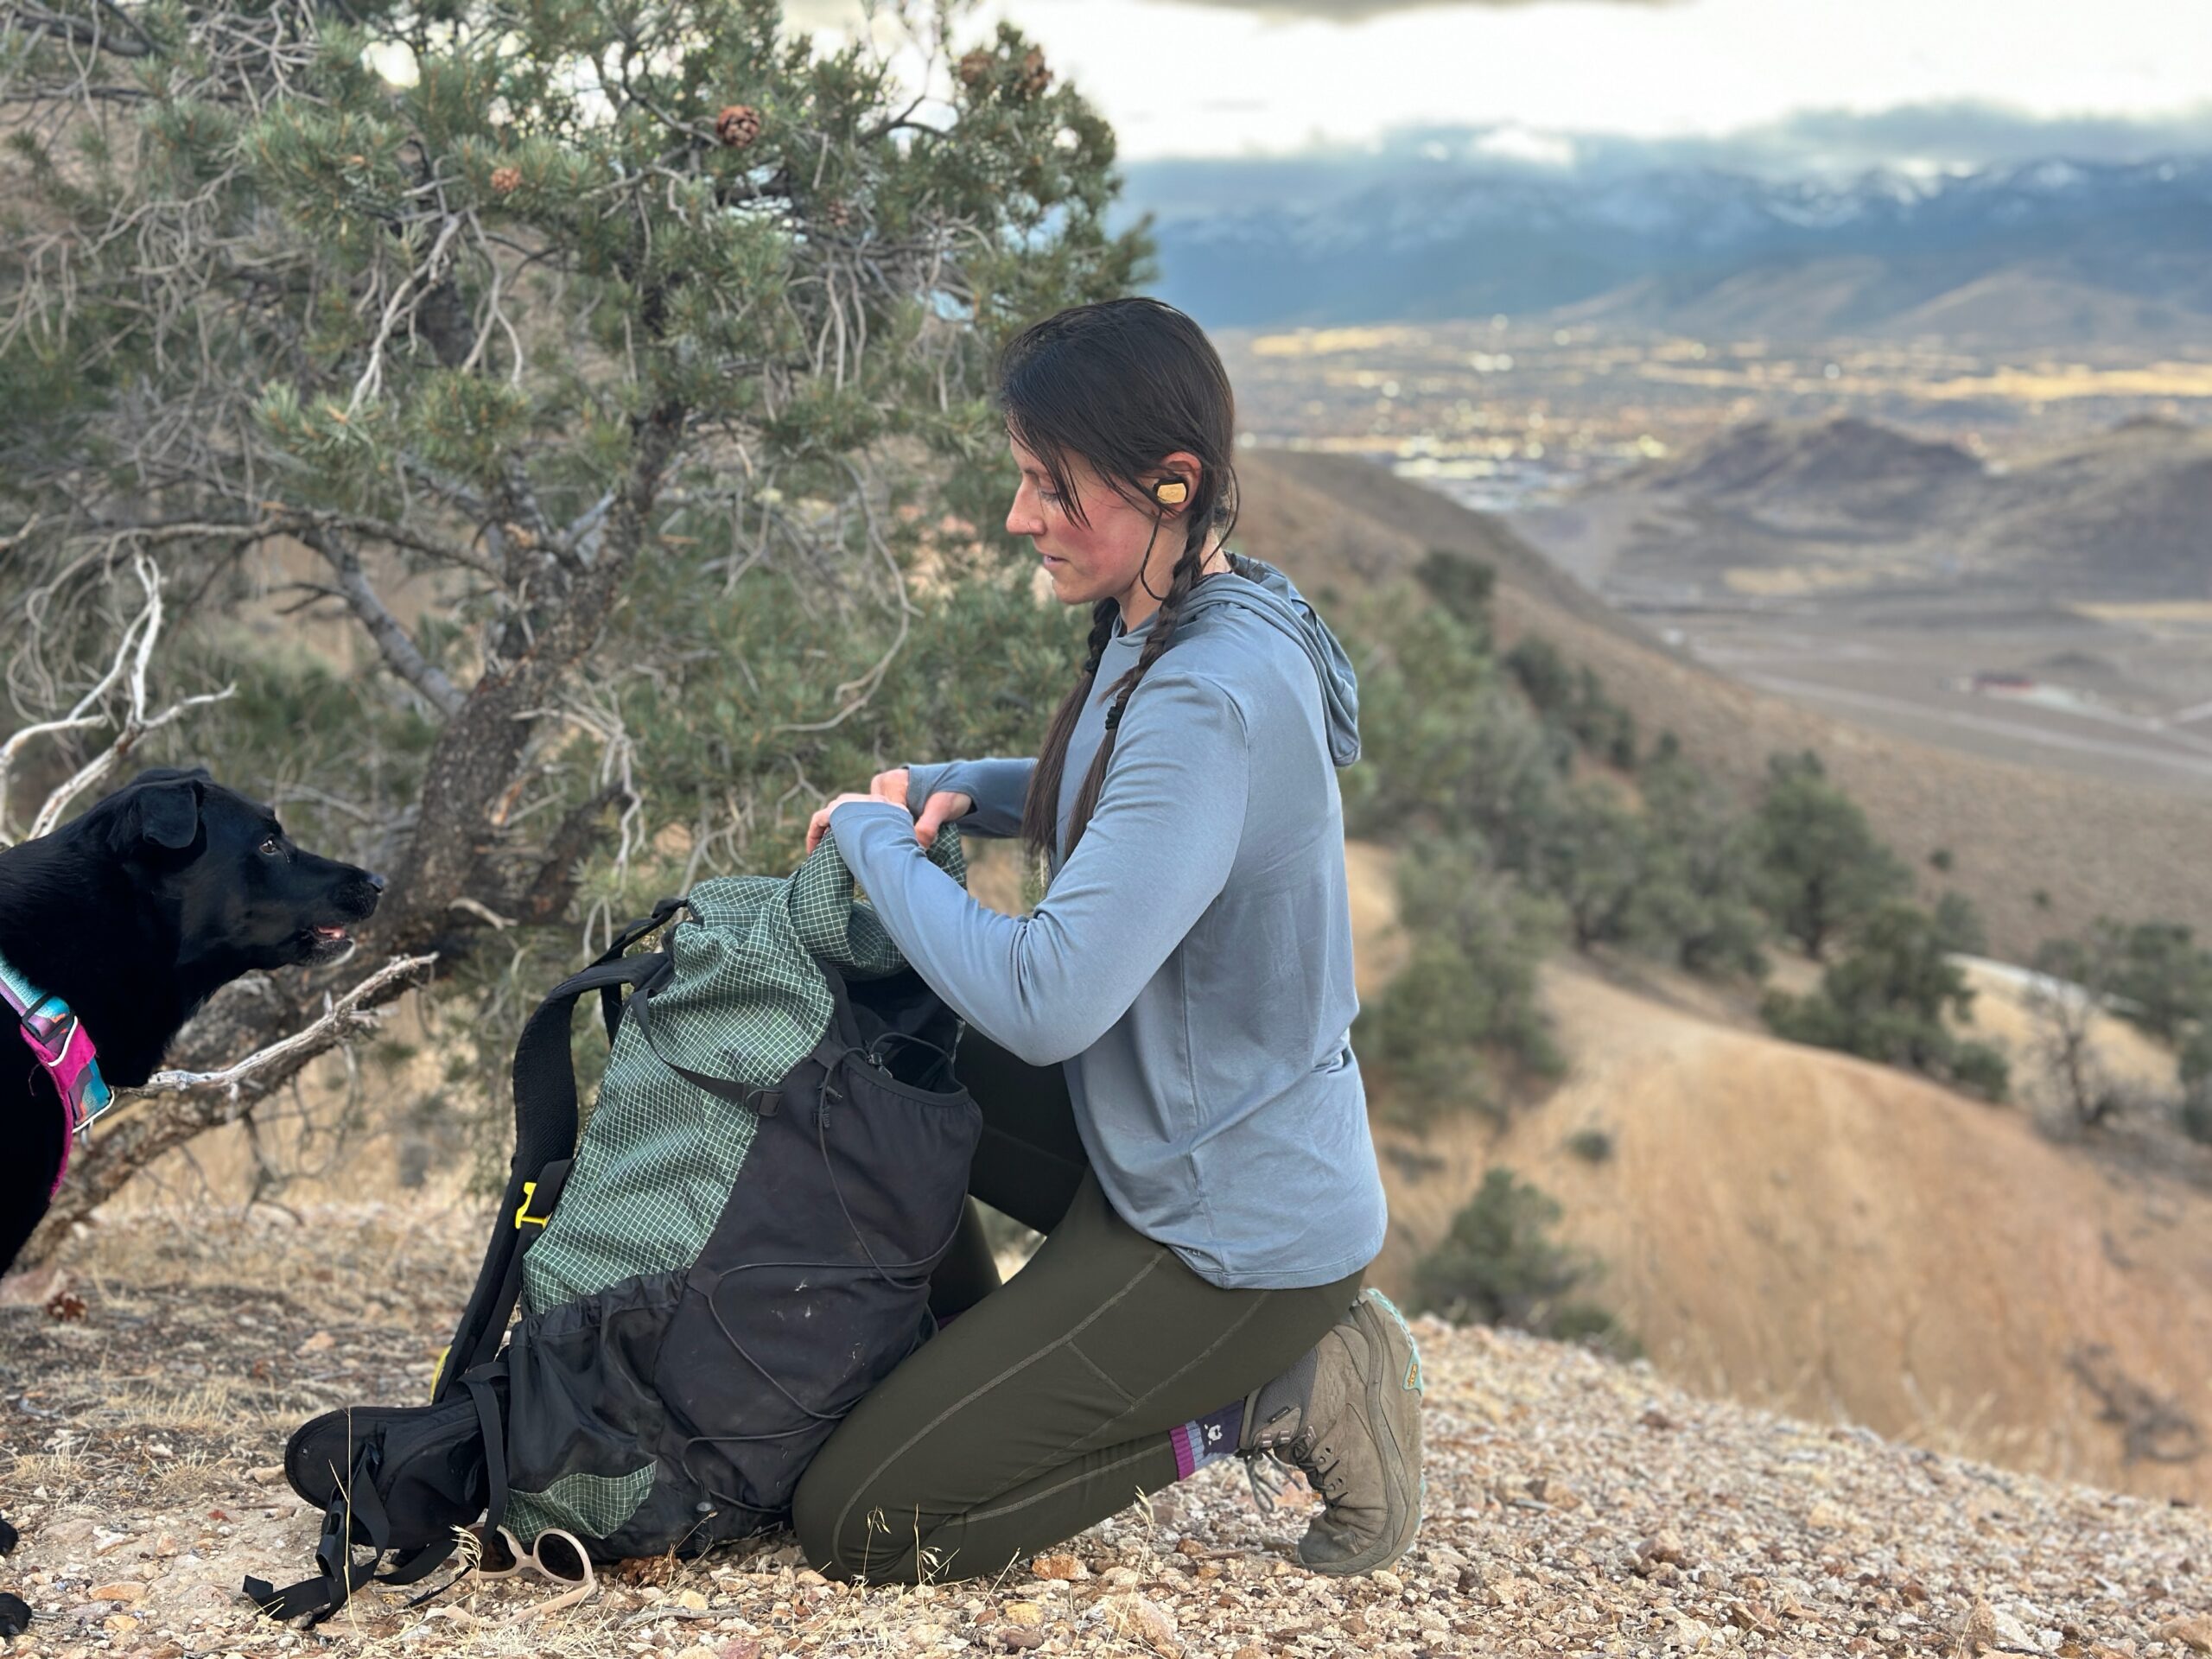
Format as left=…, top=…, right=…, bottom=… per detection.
left=1006, top=483, right=1044, bottom=537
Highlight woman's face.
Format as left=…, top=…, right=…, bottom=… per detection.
left=1006, top=435, right=1190, bottom=617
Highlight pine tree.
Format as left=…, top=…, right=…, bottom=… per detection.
left=1749, top=751, right=1910, bottom=958
left=0, top=0, right=1146, bottom=1250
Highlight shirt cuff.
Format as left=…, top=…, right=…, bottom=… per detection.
left=830, top=797, right=912, bottom=842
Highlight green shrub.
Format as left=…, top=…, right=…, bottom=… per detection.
left=1341, top=586, right=1560, bottom=862
left=1412, top=1168, right=1635, bottom=1356
left=2179, top=1092, right=2212, bottom=1146
left=1503, top=635, right=1576, bottom=717
left=2101, top=922, right=2212, bottom=1042
left=1633, top=751, right=1768, bottom=978
left=1530, top=779, right=1652, bottom=950
left=1357, top=836, right=1564, bottom=1124
left=1503, top=637, right=1636, bottom=767
left=2179, top=1030, right=2212, bottom=1144
left=1749, top=752, right=1911, bottom=958
left=1414, top=549, right=1496, bottom=642
left=1565, top=1128, right=1614, bottom=1163
left=1931, top=891, right=1988, bottom=957
left=1762, top=901, right=2009, bottom=1100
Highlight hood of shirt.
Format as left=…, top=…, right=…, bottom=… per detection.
left=1115, top=553, right=1362, bottom=768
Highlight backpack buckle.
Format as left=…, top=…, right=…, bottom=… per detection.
left=514, top=1180, right=555, bottom=1230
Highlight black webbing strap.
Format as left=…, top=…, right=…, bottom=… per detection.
left=243, top=1442, right=467, bottom=1622
left=243, top=1443, right=391, bottom=1624
left=620, top=978, right=780, bottom=1115
left=435, top=953, right=667, bottom=1406
left=588, top=897, right=686, bottom=1039
left=464, top=1369, right=511, bottom=1533
left=376, top=1539, right=460, bottom=1590
left=446, top=1155, right=571, bottom=1390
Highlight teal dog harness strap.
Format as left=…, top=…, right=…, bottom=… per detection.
left=0, top=949, right=116, bottom=1197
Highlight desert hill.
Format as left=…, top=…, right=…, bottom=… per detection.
left=1236, top=447, right=2212, bottom=961
left=1364, top=937, right=2212, bottom=1508
left=1662, top=416, right=1981, bottom=519
left=1557, top=413, right=2212, bottom=601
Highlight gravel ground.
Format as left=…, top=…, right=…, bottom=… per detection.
left=3, top=1208, right=2208, bottom=1658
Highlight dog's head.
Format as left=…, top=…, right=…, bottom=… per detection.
left=93, top=767, right=387, bottom=971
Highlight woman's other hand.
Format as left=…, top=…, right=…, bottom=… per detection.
left=806, top=771, right=975, bottom=855
left=806, top=793, right=880, bottom=855
left=868, top=768, right=976, bottom=849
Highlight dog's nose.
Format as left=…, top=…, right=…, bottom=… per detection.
left=365, top=871, right=388, bottom=893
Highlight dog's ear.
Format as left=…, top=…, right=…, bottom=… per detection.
left=107, top=774, right=204, bottom=856
left=124, top=765, right=213, bottom=789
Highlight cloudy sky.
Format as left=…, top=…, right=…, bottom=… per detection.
left=798, top=0, right=2210, bottom=174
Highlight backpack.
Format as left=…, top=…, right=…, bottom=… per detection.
left=246, top=832, right=982, bottom=1622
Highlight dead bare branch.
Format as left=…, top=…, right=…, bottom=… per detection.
left=122, top=951, right=438, bottom=1100
left=7, top=556, right=238, bottom=846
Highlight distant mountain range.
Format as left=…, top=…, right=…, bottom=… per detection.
left=1525, top=411, right=2212, bottom=602
left=1131, top=156, right=2212, bottom=343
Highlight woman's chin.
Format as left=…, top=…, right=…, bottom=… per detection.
left=1041, top=564, right=1090, bottom=604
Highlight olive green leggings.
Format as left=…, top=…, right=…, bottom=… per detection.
left=790, top=1030, right=1361, bottom=1584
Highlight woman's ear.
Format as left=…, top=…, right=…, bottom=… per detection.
left=1147, top=449, right=1205, bottom=514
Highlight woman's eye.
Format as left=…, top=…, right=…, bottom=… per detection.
left=1039, top=490, right=1064, bottom=509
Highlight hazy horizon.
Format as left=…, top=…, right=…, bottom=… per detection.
left=795, top=0, right=2211, bottom=173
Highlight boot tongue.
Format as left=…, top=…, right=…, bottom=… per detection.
left=1243, top=1344, right=1320, bottom=1452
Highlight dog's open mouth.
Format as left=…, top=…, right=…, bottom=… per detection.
left=302, top=923, right=358, bottom=962
left=313, top=925, right=349, bottom=943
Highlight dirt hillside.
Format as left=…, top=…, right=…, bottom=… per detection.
left=1233, top=448, right=2212, bottom=961
left=1368, top=945, right=2212, bottom=1509
left=1569, top=413, right=2212, bottom=600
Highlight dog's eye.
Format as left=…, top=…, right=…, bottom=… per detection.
left=258, top=836, right=282, bottom=856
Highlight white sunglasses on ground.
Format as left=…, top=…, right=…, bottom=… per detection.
left=467, top=1523, right=597, bottom=1624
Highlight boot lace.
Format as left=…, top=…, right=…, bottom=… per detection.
left=1240, top=1428, right=1338, bottom=1516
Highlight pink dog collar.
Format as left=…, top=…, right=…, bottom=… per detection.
left=0, top=951, right=116, bottom=1198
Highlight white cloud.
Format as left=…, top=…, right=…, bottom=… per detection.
left=970, top=0, right=2212, bottom=161
left=1472, top=125, right=1578, bottom=168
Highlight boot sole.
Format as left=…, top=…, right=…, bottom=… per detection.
left=1300, top=1289, right=1424, bottom=1576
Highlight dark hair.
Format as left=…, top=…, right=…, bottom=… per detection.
left=1001, top=297, right=1241, bottom=862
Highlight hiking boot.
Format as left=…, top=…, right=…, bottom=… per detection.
left=1240, top=1288, right=1424, bottom=1575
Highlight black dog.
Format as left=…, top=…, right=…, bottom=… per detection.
left=0, top=767, right=385, bottom=1637
left=0, top=766, right=386, bottom=1268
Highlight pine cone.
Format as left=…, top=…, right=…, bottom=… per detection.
left=956, top=49, right=992, bottom=87
left=715, top=104, right=762, bottom=149
left=489, top=166, right=522, bottom=195
left=1018, top=48, right=1052, bottom=98
left=821, top=197, right=854, bottom=229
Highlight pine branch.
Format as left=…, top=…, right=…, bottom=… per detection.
left=303, top=528, right=467, bottom=718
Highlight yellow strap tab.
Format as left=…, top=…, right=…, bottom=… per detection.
left=515, top=1179, right=554, bottom=1230
left=430, top=1344, right=449, bottom=1402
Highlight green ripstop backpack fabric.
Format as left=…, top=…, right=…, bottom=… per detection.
left=520, top=830, right=968, bottom=1313
left=505, top=1462, right=659, bottom=1547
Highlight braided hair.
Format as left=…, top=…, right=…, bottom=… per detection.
left=1001, top=299, right=1241, bottom=862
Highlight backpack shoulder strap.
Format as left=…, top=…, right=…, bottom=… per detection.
left=435, top=950, right=671, bottom=1402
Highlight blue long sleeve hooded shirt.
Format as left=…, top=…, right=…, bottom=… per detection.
left=829, top=555, right=1388, bottom=1291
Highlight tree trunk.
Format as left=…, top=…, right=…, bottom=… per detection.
left=19, top=405, right=684, bottom=1265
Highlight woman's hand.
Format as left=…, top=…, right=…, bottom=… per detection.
left=805, top=792, right=877, bottom=854
left=805, top=767, right=976, bottom=855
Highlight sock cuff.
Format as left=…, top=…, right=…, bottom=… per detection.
left=1170, top=1400, right=1244, bottom=1481
left=1170, top=1420, right=1208, bottom=1481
